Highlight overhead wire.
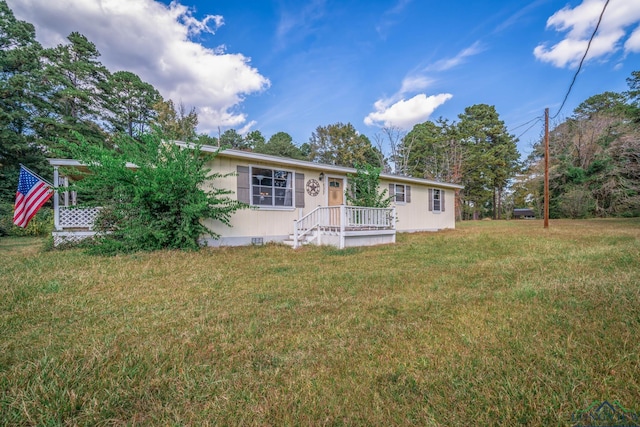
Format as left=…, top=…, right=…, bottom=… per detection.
left=550, top=0, right=611, bottom=119
left=510, top=116, right=543, bottom=132
left=510, top=0, right=611, bottom=145
left=515, top=117, right=543, bottom=141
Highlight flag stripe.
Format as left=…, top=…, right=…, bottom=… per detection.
left=13, top=166, right=53, bottom=228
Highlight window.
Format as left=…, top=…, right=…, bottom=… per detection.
left=433, top=189, right=441, bottom=211
left=389, top=184, right=411, bottom=203
left=429, top=188, right=444, bottom=212
left=395, top=184, right=406, bottom=203
left=251, top=167, right=293, bottom=207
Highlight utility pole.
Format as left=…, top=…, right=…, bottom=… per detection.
left=544, top=108, right=549, bottom=229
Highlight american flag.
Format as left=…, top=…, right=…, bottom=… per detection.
left=13, top=166, right=53, bottom=228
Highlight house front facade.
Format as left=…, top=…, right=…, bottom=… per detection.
left=49, top=146, right=463, bottom=248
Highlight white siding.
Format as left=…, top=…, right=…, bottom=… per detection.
left=201, top=155, right=458, bottom=246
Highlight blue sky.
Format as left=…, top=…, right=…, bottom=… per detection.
left=8, top=0, right=640, bottom=157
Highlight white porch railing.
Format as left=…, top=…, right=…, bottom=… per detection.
left=345, top=206, right=395, bottom=228
left=293, top=205, right=395, bottom=249
left=57, top=206, right=100, bottom=230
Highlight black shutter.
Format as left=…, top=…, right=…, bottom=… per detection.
left=237, top=166, right=250, bottom=204
left=389, top=183, right=395, bottom=201
left=441, top=190, right=445, bottom=212
left=428, top=188, right=433, bottom=211
left=295, top=173, right=305, bottom=208
left=406, top=185, right=411, bottom=203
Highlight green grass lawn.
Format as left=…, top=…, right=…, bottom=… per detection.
left=1, top=219, right=639, bottom=425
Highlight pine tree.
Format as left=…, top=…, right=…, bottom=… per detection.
left=0, top=0, right=49, bottom=203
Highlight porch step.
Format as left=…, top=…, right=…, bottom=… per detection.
left=283, top=234, right=308, bottom=247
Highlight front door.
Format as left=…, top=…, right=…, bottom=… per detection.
left=328, top=178, right=344, bottom=206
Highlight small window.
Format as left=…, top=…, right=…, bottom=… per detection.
left=395, top=184, right=405, bottom=203
left=390, top=183, right=410, bottom=203
left=251, top=167, right=293, bottom=207
left=432, top=189, right=441, bottom=212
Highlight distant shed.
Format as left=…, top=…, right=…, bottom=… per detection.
left=513, top=208, right=536, bottom=219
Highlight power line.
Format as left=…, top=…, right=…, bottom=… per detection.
left=510, top=116, right=543, bottom=132
left=515, top=117, right=543, bottom=141
left=551, top=0, right=611, bottom=119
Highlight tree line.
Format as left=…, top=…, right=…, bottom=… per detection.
left=514, top=74, right=640, bottom=219
left=3, top=0, right=636, bottom=225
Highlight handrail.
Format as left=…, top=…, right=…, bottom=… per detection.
left=294, top=206, right=321, bottom=248
left=293, top=205, right=395, bottom=248
left=345, top=206, right=395, bottom=228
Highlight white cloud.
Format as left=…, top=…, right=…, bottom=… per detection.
left=6, top=0, right=270, bottom=134
left=534, top=0, right=640, bottom=68
left=364, top=44, right=470, bottom=130
left=364, top=93, right=453, bottom=129
left=625, top=26, right=640, bottom=52
left=427, top=42, right=484, bottom=72
left=238, top=120, right=257, bottom=136
left=399, top=75, right=434, bottom=94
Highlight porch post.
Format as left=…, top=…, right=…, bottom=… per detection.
left=339, top=205, right=345, bottom=249
left=293, top=219, right=299, bottom=249
left=392, top=206, right=396, bottom=230
left=53, top=166, right=60, bottom=231
left=63, top=177, right=69, bottom=207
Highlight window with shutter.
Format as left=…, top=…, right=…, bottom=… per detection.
left=389, top=183, right=409, bottom=203
left=251, top=166, right=294, bottom=207
left=432, top=189, right=441, bottom=212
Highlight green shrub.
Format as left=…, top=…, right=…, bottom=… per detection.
left=0, top=203, right=53, bottom=237
left=59, top=130, right=246, bottom=255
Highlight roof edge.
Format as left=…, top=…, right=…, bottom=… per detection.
left=48, top=142, right=465, bottom=190
left=175, top=142, right=464, bottom=190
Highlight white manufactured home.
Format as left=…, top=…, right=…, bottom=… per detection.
left=49, top=146, right=463, bottom=249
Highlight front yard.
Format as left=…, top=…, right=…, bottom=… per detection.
left=1, top=219, right=639, bottom=425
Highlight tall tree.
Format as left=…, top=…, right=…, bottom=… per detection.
left=244, top=130, right=265, bottom=151
left=219, top=128, right=247, bottom=149
left=372, top=126, right=404, bottom=174
left=457, top=104, right=520, bottom=219
left=153, top=99, right=198, bottom=141
left=103, top=71, right=161, bottom=140
left=38, top=32, right=110, bottom=153
left=254, top=131, right=307, bottom=160
left=402, top=118, right=463, bottom=184
left=538, top=90, right=638, bottom=218
left=626, top=70, right=640, bottom=123
left=0, top=0, right=49, bottom=203
left=401, top=118, right=464, bottom=219
left=308, top=122, right=381, bottom=168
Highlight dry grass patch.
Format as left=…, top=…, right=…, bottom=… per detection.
left=1, top=219, right=639, bottom=425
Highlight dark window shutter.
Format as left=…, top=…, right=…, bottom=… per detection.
left=237, top=166, right=250, bottom=204
left=428, top=188, right=433, bottom=211
left=295, top=173, right=305, bottom=208
left=389, top=183, right=395, bottom=201
left=406, top=185, right=411, bottom=203
left=441, top=190, right=445, bottom=212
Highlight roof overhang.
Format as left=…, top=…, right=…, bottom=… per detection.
left=176, top=142, right=465, bottom=190
left=48, top=158, right=138, bottom=169
left=48, top=142, right=465, bottom=191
